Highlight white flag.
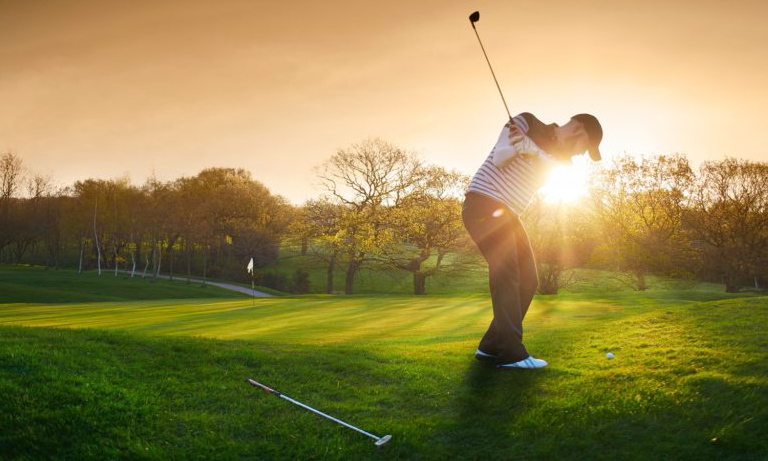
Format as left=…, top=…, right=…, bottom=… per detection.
left=247, top=257, right=254, bottom=274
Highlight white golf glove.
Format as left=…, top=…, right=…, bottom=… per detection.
left=491, top=123, right=556, bottom=168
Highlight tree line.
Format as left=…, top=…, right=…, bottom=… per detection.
left=529, top=154, right=768, bottom=293
left=0, top=154, right=290, bottom=284
left=1, top=146, right=767, bottom=295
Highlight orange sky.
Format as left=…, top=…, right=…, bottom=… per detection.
left=1, top=0, right=766, bottom=203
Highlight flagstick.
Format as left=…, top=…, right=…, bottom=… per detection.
left=247, top=257, right=255, bottom=307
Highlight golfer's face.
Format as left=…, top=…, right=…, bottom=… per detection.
left=558, top=122, right=589, bottom=155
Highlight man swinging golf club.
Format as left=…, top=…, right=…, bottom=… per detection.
left=464, top=113, right=603, bottom=369
left=464, top=11, right=604, bottom=369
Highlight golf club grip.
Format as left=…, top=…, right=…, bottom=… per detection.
left=247, top=378, right=281, bottom=397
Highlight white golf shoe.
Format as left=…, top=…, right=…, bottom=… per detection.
left=474, top=349, right=497, bottom=362
left=497, top=356, right=548, bottom=370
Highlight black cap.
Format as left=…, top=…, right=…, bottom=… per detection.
left=571, top=114, right=603, bottom=161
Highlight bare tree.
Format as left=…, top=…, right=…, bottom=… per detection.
left=0, top=151, right=24, bottom=256
left=0, top=151, right=23, bottom=208
left=317, top=138, right=424, bottom=294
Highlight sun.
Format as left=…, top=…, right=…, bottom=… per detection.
left=540, top=156, right=590, bottom=204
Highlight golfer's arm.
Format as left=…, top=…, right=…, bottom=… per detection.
left=491, top=143, right=518, bottom=168
left=491, top=120, right=526, bottom=168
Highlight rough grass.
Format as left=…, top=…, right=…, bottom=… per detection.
left=0, top=265, right=245, bottom=303
left=1, top=288, right=767, bottom=459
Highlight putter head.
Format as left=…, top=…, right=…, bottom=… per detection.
left=375, top=435, right=392, bottom=447
left=469, top=11, right=480, bottom=24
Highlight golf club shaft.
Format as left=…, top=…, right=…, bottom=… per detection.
left=471, top=20, right=513, bottom=122
left=246, top=379, right=381, bottom=442
left=280, top=393, right=381, bottom=441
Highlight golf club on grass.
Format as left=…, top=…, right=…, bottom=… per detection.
left=246, top=378, right=392, bottom=447
left=468, top=10, right=513, bottom=122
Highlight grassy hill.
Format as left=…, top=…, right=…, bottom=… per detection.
left=1, top=286, right=766, bottom=459
left=0, top=265, right=245, bottom=303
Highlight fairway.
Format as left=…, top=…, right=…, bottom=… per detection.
left=0, top=288, right=760, bottom=344
left=2, top=288, right=767, bottom=459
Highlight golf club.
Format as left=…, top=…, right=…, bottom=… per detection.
left=246, top=378, right=392, bottom=447
left=468, top=10, right=513, bottom=122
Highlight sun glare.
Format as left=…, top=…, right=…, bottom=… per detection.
left=540, top=156, right=590, bottom=204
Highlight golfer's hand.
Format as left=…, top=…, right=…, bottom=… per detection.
left=508, top=125, right=534, bottom=161
left=508, top=124, right=525, bottom=145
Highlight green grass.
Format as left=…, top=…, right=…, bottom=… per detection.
left=0, top=265, right=246, bottom=303
left=2, top=286, right=767, bottom=459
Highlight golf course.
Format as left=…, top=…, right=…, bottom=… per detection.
left=1, top=265, right=766, bottom=459
left=4, top=1, right=768, bottom=459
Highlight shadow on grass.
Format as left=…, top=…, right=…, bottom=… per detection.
left=435, top=360, right=545, bottom=456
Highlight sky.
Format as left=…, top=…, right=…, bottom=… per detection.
left=1, top=0, right=766, bottom=203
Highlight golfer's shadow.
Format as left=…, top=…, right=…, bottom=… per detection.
left=440, top=360, right=542, bottom=453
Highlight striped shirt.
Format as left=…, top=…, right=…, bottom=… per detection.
left=466, top=114, right=554, bottom=215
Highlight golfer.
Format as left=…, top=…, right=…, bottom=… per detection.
left=463, top=112, right=603, bottom=369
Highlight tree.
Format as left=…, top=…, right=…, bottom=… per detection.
left=0, top=151, right=23, bottom=211
left=10, top=175, right=53, bottom=263
left=382, top=167, right=470, bottom=295
left=0, top=151, right=24, bottom=256
left=141, top=175, right=172, bottom=280
left=317, top=138, right=424, bottom=294
left=523, top=196, right=577, bottom=295
left=589, top=154, right=695, bottom=290
left=174, top=168, right=290, bottom=283
left=64, top=180, right=101, bottom=272
left=290, top=199, right=346, bottom=294
left=288, top=205, right=311, bottom=256
left=685, top=158, right=768, bottom=292
left=39, top=192, right=65, bottom=267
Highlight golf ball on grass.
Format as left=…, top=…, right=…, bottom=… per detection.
left=606, top=352, right=614, bottom=359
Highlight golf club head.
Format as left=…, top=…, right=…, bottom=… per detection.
left=375, top=435, right=392, bottom=447
left=469, top=11, right=480, bottom=24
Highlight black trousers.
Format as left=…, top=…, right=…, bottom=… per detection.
left=462, top=192, right=538, bottom=363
